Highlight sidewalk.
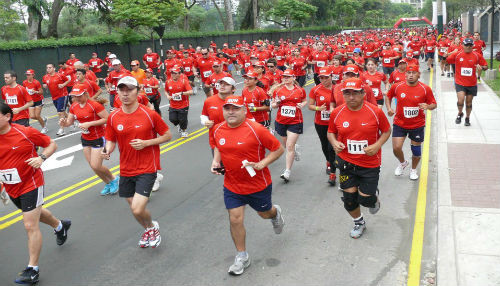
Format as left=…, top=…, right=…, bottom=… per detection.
left=436, top=68, right=500, bottom=286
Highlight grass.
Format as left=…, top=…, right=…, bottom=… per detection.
left=484, top=59, right=500, bottom=97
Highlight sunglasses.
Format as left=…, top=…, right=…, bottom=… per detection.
left=202, top=53, right=208, bottom=55
left=267, top=65, right=275, bottom=68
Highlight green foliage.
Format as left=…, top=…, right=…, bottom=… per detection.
left=420, top=0, right=433, bottom=20
left=267, top=0, right=317, bottom=28
left=0, top=0, right=25, bottom=41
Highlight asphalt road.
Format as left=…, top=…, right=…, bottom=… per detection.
left=0, top=69, right=438, bottom=286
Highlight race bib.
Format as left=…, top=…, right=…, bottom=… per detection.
left=26, top=89, right=34, bottom=95
left=366, top=52, right=373, bottom=56
left=440, top=48, right=448, bottom=53
left=383, top=58, right=391, bottom=64
left=403, top=106, right=420, bottom=118
left=110, top=85, right=116, bottom=91
left=413, top=51, right=419, bottom=55
left=214, top=82, right=220, bottom=91
left=144, top=87, right=152, bottom=94
left=427, top=46, right=433, bottom=51
left=332, top=74, right=340, bottom=81
left=461, top=67, right=473, bottom=77
left=245, top=63, right=251, bottom=68
left=0, top=168, right=21, bottom=184
left=147, top=57, right=153, bottom=62
left=316, top=61, right=325, bottom=67
left=281, top=106, right=296, bottom=117
left=185, top=67, right=191, bottom=72
left=320, top=110, right=330, bottom=121
left=394, top=48, right=400, bottom=52
left=66, top=75, right=71, bottom=81
left=172, top=94, right=182, bottom=101
left=91, top=61, right=97, bottom=67
left=5, top=95, right=18, bottom=105
left=203, top=71, right=212, bottom=78
left=276, top=56, right=282, bottom=60
left=372, top=88, right=380, bottom=97
left=347, top=139, right=368, bottom=155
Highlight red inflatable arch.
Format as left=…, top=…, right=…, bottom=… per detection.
left=394, top=17, right=433, bottom=28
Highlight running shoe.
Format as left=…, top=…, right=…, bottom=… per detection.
left=152, top=173, right=164, bottom=192
left=1, top=188, right=9, bottom=205
left=464, top=117, right=471, bottom=127
left=40, top=127, right=48, bottom=134
left=100, top=184, right=111, bottom=196
left=177, top=125, right=181, bottom=134
left=294, top=144, right=301, bottom=161
left=15, top=267, right=39, bottom=284
left=441, top=72, right=444, bottom=76
left=394, top=160, right=409, bottom=176
left=447, top=72, right=451, bottom=78
left=138, top=229, right=149, bottom=248
left=108, top=176, right=120, bottom=195
left=350, top=223, right=366, bottom=239
left=181, top=131, right=189, bottom=138
left=54, top=220, right=71, bottom=245
left=326, top=161, right=331, bottom=175
left=56, top=128, right=65, bottom=136
left=455, top=113, right=463, bottom=124
left=280, top=169, right=290, bottom=183
left=369, top=200, right=381, bottom=214
left=410, top=169, right=419, bottom=180
left=328, top=173, right=336, bottom=186
left=228, top=254, right=250, bottom=275
left=70, top=122, right=78, bottom=132
left=271, top=205, right=285, bottom=234
left=477, top=77, right=481, bottom=83
left=148, top=220, right=161, bottom=248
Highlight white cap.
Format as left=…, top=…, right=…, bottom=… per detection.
left=109, top=54, right=117, bottom=59
left=117, top=76, right=138, bottom=87
left=111, top=59, right=121, bottom=65
left=217, top=77, right=236, bottom=86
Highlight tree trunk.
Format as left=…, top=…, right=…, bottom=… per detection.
left=184, top=14, right=190, bottom=31
left=212, top=0, right=228, bottom=30
left=46, top=0, right=65, bottom=38
left=252, top=0, right=259, bottom=29
left=27, top=10, right=39, bottom=40
left=224, top=0, right=234, bottom=31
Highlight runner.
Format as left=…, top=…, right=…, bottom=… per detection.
left=424, top=33, right=436, bottom=71
left=88, top=52, right=105, bottom=77
left=241, top=70, right=270, bottom=127
left=206, top=61, right=232, bottom=97
left=194, top=48, right=215, bottom=97
left=389, top=59, right=407, bottom=85
left=380, top=41, right=399, bottom=76
left=472, top=32, right=486, bottom=82
left=286, top=48, right=307, bottom=87
left=331, top=64, right=378, bottom=107
left=446, top=38, right=488, bottom=126
left=66, top=52, right=79, bottom=66
left=130, top=60, right=147, bottom=86
left=211, top=95, right=285, bottom=275
left=42, top=63, right=71, bottom=136
left=142, top=47, right=162, bottom=80
left=165, top=66, right=193, bottom=137
left=1, top=70, right=33, bottom=127
left=309, top=41, right=332, bottom=85
left=308, top=67, right=336, bottom=185
left=180, top=50, right=196, bottom=90
left=363, top=58, right=388, bottom=108
left=271, top=69, right=307, bottom=182
left=59, top=83, right=119, bottom=195
left=143, top=68, right=162, bottom=116
left=75, top=69, right=102, bottom=99
left=102, top=76, right=171, bottom=248
left=327, top=78, right=391, bottom=238
left=105, top=59, right=132, bottom=110
left=437, top=34, right=451, bottom=77
left=22, top=69, right=47, bottom=132
left=0, top=102, right=71, bottom=284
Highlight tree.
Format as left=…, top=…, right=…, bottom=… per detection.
left=332, top=0, right=361, bottom=27
left=183, top=0, right=197, bottom=31
left=266, top=0, right=317, bottom=28
left=46, top=0, right=65, bottom=38
left=224, top=0, right=234, bottom=31
left=0, top=0, right=26, bottom=40
left=23, top=0, right=47, bottom=40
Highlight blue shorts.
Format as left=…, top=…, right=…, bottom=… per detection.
left=53, top=96, right=68, bottom=112
left=425, top=52, right=435, bottom=60
left=224, top=184, right=272, bottom=212
left=274, top=121, right=303, bottom=137
left=228, top=64, right=233, bottom=72
left=392, top=124, right=425, bottom=142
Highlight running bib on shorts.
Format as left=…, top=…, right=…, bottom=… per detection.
left=347, top=139, right=368, bottom=155
left=281, top=106, right=296, bottom=117
left=144, top=87, right=152, bottom=94
left=203, top=71, right=212, bottom=78
left=5, top=95, right=18, bottom=105
left=0, top=168, right=21, bottom=184
left=172, top=94, right=182, bottom=101
left=320, top=110, right=330, bottom=121
left=26, top=89, right=35, bottom=95
left=185, top=67, right=191, bottom=72
left=147, top=57, right=153, bottom=62
left=403, top=106, right=420, bottom=118
left=332, top=74, right=340, bottom=81
left=316, top=61, right=325, bottom=67
left=383, top=58, right=391, bottom=64
left=372, top=88, right=380, bottom=97
left=461, top=67, right=473, bottom=77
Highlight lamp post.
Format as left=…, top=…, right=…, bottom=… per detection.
left=490, top=0, right=496, bottom=70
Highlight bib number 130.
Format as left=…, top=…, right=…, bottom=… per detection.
left=347, top=139, right=368, bottom=155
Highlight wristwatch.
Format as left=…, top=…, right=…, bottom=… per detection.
left=39, top=154, right=47, bottom=161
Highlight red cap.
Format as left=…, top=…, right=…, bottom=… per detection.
left=282, top=69, right=295, bottom=77
left=250, top=54, right=259, bottom=59
left=318, top=67, right=331, bottom=77
left=341, top=78, right=364, bottom=92
left=253, top=61, right=265, bottom=67
left=223, top=96, right=245, bottom=108
left=167, top=50, right=175, bottom=54
left=406, top=51, right=413, bottom=57
left=170, top=65, right=181, bottom=73
left=398, top=58, right=408, bottom=64
left=69, top=83, right=87, bottom=96
left=406, top=65, right=419, bottom=72
left=242, top=71, right=258, bottom=78
left=212, top=61, right=221, bottom=67
left=84, top=63, right=89, bottom=68
left=343, top=64, right=359, bottom=74
left=25, top=69, right=35, bottom=75
left=92, top=52, right=97, bottom=56
left=145, top=68, right=153, bottom=73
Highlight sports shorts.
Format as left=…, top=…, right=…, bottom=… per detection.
left=53, top=96, right=69, bottom=112
left=223, top=184, right=272, bottom=212
left=336, top=156, right=380, bottom=196
left=81, top=137, right=105, bottom=148
left=274, top=121, right=303, bottom=137
left=119, top=173, right=157, bottom=198
left=11, top=186, right=44, bottom=212
left=392, top=124, right=425, bottom=142
left=455, top=83, right=478, bottom=97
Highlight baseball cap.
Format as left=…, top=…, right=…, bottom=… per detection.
left=353, top=48, right=361, bottom=53
left=406, top=51, right=413, bottom=57
left=212, top=61, right=221, bottom=67
left=130, top=60, right=139, bottom=66
left=253, top=61, right=265, bottom=67
left=343, top=64, right=359, bottom=74
left=223, top=96, right=245, bottom=108
left=69, top=84, right=87, bottom=96
left=318, top=68, right=331, bottom=77
left=170, top=66, right=181, bottom=73
left=463, top=38, right=474, bottom=45
left=112, top=59, right=121, bottom=65
left=145, top=68, right=153, bottom=73
left=282, top=69, right=295, bottom=77
left=25, top=69, right=35, bottom=75
left=341, top=78, right=364, bottom=92
left=109, top=54, right=117, bottom=59
left=242, top=71, right=258, bottom=78
left=217, top=77, right=236, bottom=86
left=406, top=65, right=419, bottom=72
left=117, top=76, right=138, bottom=88
left=398, top=58, right=408, bottom=64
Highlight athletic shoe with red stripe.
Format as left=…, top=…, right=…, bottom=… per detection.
left=148, top=220, right=161, bottom=248
left=139, top=229, right=149, bottom=248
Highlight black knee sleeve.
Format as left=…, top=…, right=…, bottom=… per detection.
left=466, top=104, right=472, bottom=109
left=342, top=191, right=359, bottom=212
left=358, top=194, right=377, bottom=208
left=457, top=102, right=464, bottom=107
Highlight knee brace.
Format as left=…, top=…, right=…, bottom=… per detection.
left=411, top=144, right=421, bottom=157
left=342, top=191, right=359, bottom=212
left=466, top=104, right=473, bottom=109
left=358, top=194, right=377, bottom=208
left=457, top=102, right=464, bottom=108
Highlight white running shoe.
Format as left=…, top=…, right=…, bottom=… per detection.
left=181, top=131, right=189, bottom=138
left=350, top=223, right=366, bottom=239
left=138, top=229, right=149, bottom=248
left=177, top=125, right=182, bottom=134
left=271, top=205, right=285, bottom=234
left=152, top=173, right=164, bottom=192
left=56, top=128, right=65, bottom=136
left=280, top=169, right=290, bottom=183
left=410, top=169, right=419, bottom=180
left=228, top=254, right=250, bottom=275
left=294, top=144, right=301, bottom=161
left=148, top=220, right=161, bottom=248
left=70, top=122, right=78, bottom=132
left=394, top=160, right=409, bottom=176
left=1, top=188, right=9, bottom=205
left=40, top=127, right=48, bottom=134
left=43, top=117, right=48, bottom=126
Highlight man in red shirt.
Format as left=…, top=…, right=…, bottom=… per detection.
left=75, top=69, right=102, bottom=99
left=88, top=52, right=105, bottom=75
left=424, top=33, right=437, bottom=71
left=163, top=50, right=181, bottom=81
left=2, top=70, right=33, bottom=127
left=43, top=63, right=71, bottom=136
left=142, top=47, right=162, bottom=80
left=143, top=68, right=161, bottom=116
left=106, top=59, right=132, bottom=109
left=180, top=50, right=195, bottom=88
left=0, top=102, right=71, bottom=284
left=165, top=66, right=193, bottom=138
left=386, top=65, right=437, bottom=180
left=103, top=76, right=171, bottom=248
left=23, top=69, right=47, bottom=133
left=446, top=38, right=488, bottom=126
left=66, top=52, right=79, bottom=67
left=194, top=48, right=215, bottom=97
left=211, top=95, right=284, bottom=276
left=309, top=41, right=332, bottom=85
left=380, top=41, right=399, bottom=76
left=327, top=78, right=391, bottom=239
left=473, top=32, right=487, bottom=81
left=58, top=61, right=76, bottom=95
left=206, top=61, right=232, bottom=97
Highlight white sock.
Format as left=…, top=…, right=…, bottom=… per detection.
left=28, top=265, right=39, bottom=272
left=237, top=251, right=248, bottom=258
left=54, top=221, right=62, bottom=232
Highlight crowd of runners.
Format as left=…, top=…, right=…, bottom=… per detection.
left=0, top=26, right=489, bottom=283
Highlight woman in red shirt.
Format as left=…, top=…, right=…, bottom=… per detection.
left=271, top=69, right=307, bottom=182
left=363, top=58, right=388, bottom=108
left=286, top=48, right=307, bottom=87
left=23, top=69, right=47, bottom=133
left=59, top=83, right=119, bottom=196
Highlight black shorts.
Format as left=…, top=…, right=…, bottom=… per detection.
left=376, top=99, right=384, bottom=105
left=382, top=67, right=394, bottom=75
left=13, top=118, right=30, bottom=127
left=11, top=186, right=44, bottom=212
left=32, top=100, right=43, bottom=107
left=455, top=83, right=478, bottom=96
left=336, top=156, right=380, bottom=196
left=152, top=68, right=162, bottom=80
left=425, top=53, right=435, bottom=60
left=274, top=121, right=303, bottom=137
left=438, top=55, right=447, bottom=61
left=81, top=137, right=105, bottom=148
left=258, top=120, right=270, bottom=128
left=392, top=124, right=425, bottom=142
left=119, top=173, right=157, bottom=198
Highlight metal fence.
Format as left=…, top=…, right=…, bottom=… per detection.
left=0, top=29, right=338, bottom=98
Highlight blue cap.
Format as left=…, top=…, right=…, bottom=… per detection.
left=353, top=48, right=361, bottom=53
left=463, top=38, right=474, bottom=45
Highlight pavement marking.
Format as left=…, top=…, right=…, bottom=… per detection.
left=0, top=126, right=207, bottom=230
left=407, top=68, right=433, bottom=286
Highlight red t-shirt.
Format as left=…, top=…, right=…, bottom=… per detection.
left=105, top=106, right=169, bottom=177
left=43, top=73, right=68, bottom=100
left=446, top=51, right=487, bottom=87
left=273, top=85, right=307, bottom=125
left=473, top=40, right=486, bottom=54
left=69, top=99, right=106, bottom=141
left=207, top=72, right=232, bottom=95
left=286, top=56, right=307, bottom=76
left=78, top=79, right=100, bottom=97
left=66, top=58, right=79, bottom=67
left=143, top=53, right=161, bottom=69
left=88, top=58, right=104, bottom=73
left=163, top=58, right=181, bottom=80
left=113, top=93, right=150, bottom=108
left=331, top=66, right=344, bottom=83
left=22, top=79, right=43, bottom=102
left=380, top=49, right=397, bottom=68
left=213, top=119, right=281, bottom=195
left=363, top=71, right=387, bottom=100
left=389, top=69, right=406, bottom=84
left=437, top=40, right=450, bottom=56
left=309, top=83, right=333, bottom=125
left=202, top=95, right=226, bottom=149
left=1, top=85, right=33, bottom=121
left=195, top=57, right=215, bottom=83
left=424, top=39, right=437, bottom=53
left=387, top=82, right=436, bottom=129
left=408, top=42, right=422, bottom=56
left=0, top=124, right=51, bottom=198
left=242, top=86, right=269, bottom=123
left=310, top=50, right=331, bottom=73
left=328, top=103, right=390, bottom=168
left=180, top=57, right=195, bottom=76
left=165, top=77, right=192, bottom=109
left=59, top=66, right=76, bottom=87
left=143, top=77, right=160, bottom=98
left=106, top=69, right=132, bottom=95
